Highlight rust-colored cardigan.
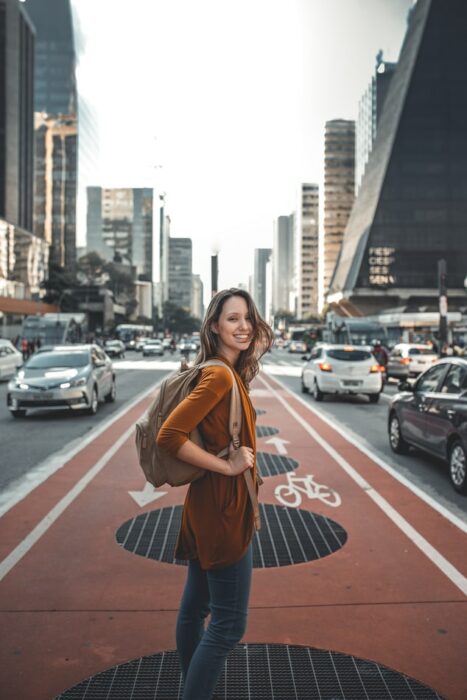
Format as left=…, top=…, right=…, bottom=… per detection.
left=156, top=355, right=257, bottom=569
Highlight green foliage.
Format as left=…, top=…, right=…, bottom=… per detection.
left=162, top=301, right=201, bottom=334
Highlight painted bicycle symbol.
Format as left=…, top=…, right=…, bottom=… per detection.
left=274, top=472, right=341, bottom=508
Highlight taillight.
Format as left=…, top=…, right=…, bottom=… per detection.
left=400, top=357, right=411, bottom=365
left=319, top=361, right=333, bottom=372
left=370, top=364, right=382, bottom=373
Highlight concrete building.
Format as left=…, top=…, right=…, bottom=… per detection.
left=323, top=121, right=355, bottom=298
left=86, top=187, right=154, bottom=280
left=34, top=113, right=77, bottom=268
left=253, top=248, right=272, bottom=320
left=272, top=215, right=294, bottom=314
left=0, top=0, right=50, bottom=331
left=296, top=184, right=319, bottom=319
left=191, top=274, right=204, bottom=320
left=168, top=238, right=192, bottom=311
left=328, top=0, right=467, bottom=316
left=356, top=53, right=397, bottom=194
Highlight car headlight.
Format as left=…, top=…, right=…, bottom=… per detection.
left=68, top=376, right=87, bottom=388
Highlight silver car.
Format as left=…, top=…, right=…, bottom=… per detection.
left=7, top=344, right=116, bottom=418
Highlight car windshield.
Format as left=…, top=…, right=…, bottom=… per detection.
left=326, top=349, right=372, bottom=362
left=408, top=347, right=435, bottom=355
left=26, top=352, right=89, bottom=369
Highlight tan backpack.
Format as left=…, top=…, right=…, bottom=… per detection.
left=135, top=359, right=260, bottom=528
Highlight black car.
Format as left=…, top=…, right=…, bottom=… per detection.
left=388, top=358, right=467, bottom=493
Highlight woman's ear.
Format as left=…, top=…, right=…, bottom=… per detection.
left=211, top=323, right=218, bottom=335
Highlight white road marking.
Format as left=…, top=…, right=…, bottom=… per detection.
left=265, top=436, right=290, bottom=455
left=259, top=374, right=467, bottom=596
left=128, top=482, right=167, bottom=507
left=114, top=359, right=181, bottom=370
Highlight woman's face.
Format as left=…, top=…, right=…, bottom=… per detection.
left=212, top=295, right=254, bottom=363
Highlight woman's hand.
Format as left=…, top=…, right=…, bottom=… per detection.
left=227, top=446, right=254, bottom=475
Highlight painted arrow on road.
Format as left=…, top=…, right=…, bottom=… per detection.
left=128, top=482, right=167, bottom=507
left=264, top=436, right=290, bottom=455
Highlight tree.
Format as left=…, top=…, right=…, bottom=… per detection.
left=76, top=251, right=107, bottom=285
left=41, top=263, right=79, bottom=310
left=163, top=301, right=201, bottom=335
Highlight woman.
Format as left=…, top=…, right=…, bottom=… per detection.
left=157, top=288, right=273, bottom=700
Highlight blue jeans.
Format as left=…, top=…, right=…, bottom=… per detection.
left=176, top=544, right=253, bottom=700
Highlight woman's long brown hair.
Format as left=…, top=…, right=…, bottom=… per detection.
left=195, top=288, right=274, bottom=389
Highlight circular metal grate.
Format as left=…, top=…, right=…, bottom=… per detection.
left=256, top=451, right=298, bottom=477
left=256, top=425, right=279, bottom=437
left=255, top=408, right=266, bottom=415
left=55, top=643, right=446, bottom=699
left=116, top=504, right=347, bottom=567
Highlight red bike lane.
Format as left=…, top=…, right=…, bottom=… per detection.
left=0, top=370, right=466, bottom=699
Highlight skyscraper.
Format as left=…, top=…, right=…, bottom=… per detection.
left=253, top=248, right=272, bottom=320
left=0, top=0, right=49, bottom=315
left=86, top=187, right=154, bottom=280
left=272, top=215, right=294, bottom=314
left=34, top=113, right=77, bottom=268
left=0, top=0, right=35, bottom=232
left=168, top=238, right=192, bottom=311
left=296, top=183, right=319, bottom=319
left=356, top=53, right=396, bottom=194
left=328, top=0, right=467, bottom=315
left=323, top=120, right=355, bottom=298
left=23, top=0, right=77, bottom=114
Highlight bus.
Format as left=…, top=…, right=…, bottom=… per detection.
left=21, top=313, right=88, bottom=346
left=115, top=323, right=153, bottom=349
left=323, top=314, right=388, bottom=347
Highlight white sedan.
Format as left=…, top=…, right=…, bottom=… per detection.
left=301, top=344, right=383, bottom=403
left=0, top=340, right=23, bottom=379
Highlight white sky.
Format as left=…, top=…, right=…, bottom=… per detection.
left=72, top=0, right=412, bottom=304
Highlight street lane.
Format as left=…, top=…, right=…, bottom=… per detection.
left=264, top=348, right=467, bottom=522
left=0, top=352, right=174, bottom=493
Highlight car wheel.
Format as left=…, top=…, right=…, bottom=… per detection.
left=312, top=380, right=324, bottom=402
left=105, top=379, right=116, bottom=403
left=449, top=440, right=467, bottom=494
left=87, top=386, right=99, bottom=415
left=10, top=409, right=26, bottom=418
left=301, top=377, right=309, bottom=394
left=389, top=413, right=409, bottom=454
left=368, top=393, right=380, bottom=404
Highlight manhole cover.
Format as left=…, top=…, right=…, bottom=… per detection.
left=116, top=504, right=347, bottom=567
left=256, top=451, right=298, bottom=477
left=55, top=643, right=445, bottom=699
left=255, top=408, right=266, bottom=415
left=256, top=425, right=279, bottom=437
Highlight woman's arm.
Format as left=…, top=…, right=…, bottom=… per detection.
left=176, top=440, right=254, bottom=476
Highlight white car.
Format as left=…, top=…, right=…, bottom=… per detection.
left=0, top=340, right=23, bottom=379
left=143, top=340, right=164, bottom=356
left=301, top=344, right=383, bottom=403
left=386, top=343, right=438, bottom=379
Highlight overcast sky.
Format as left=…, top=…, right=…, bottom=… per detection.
left=72, top=0, right=413, bottom=303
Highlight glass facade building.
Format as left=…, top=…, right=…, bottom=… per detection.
left=168, top=238, right=192, bottom=311
left=328, top=0, right=467, bottom=315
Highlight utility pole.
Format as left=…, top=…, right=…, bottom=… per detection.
left=211, top=254, right=218, bottom=297
left=438, top=258, right=448, bottom=352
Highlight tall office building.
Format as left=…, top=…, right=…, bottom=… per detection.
left=328, top=0, right=467, bottom=315
left=296, top=184, right=319, bottom=319
left=272, top=215, right=294, bottom=314
left=253, top=248, right=272, bottom=320
left=0, top=0, right=35, bottom=233
left=23, top=0, right=77, bottom=114
left=0, top=0, right=50, bottom=324
left=191, top=274, right=204, bottom=320
left=86, top=187, right=153, bottom=280
left=356, top=53, right=396, bottom=193
left=34, top=113, right=77, bottom=268
left=323, top=120, right=355, bottom=296
left=168, top=238, right=192, bottom=311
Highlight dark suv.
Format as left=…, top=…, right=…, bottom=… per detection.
left=388, top=358, right=467, bottom=493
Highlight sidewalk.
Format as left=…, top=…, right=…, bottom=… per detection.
left=0, top=370, right=466, bottom=699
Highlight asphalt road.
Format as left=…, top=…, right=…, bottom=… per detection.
left=0, top=347, right=465, bottom=523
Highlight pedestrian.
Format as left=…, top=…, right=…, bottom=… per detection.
left=21, top=337, right=29, bottom=361
left=156, top=288, right=273, bottom=700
